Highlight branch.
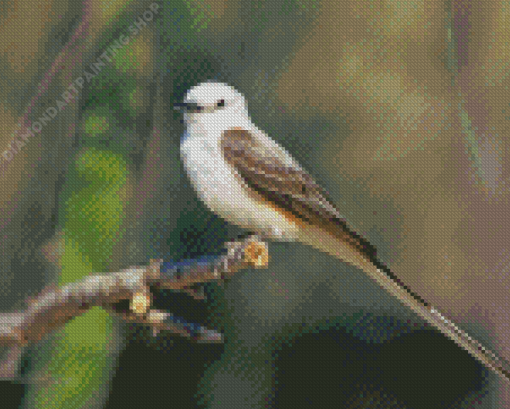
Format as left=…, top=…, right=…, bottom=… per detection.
left=0, top=235, right=268, bottom=380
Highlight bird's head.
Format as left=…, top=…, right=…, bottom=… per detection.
left=175, top=82, right=249, bottom=126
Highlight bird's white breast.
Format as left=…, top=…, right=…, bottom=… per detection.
left=180, top=128, right=300, bottom=241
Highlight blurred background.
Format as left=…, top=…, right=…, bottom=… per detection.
left=0, top=0, right=509, bottom=407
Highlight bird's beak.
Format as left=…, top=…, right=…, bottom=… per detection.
left=173, top=102, right=202, bottom=113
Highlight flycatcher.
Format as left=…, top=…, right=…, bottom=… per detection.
left=176, top=81, right=509, bottom=383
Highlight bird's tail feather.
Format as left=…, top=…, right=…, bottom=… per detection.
left=297, top=224, right=510, bottom=384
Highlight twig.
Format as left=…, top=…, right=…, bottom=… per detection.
left=0, top=235, right=268, bottom=379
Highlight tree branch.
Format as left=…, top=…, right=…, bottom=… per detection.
left=0, top=235, right=268, bottom=380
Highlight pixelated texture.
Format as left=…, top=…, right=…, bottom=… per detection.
left=0, top=0, right=509, bottom=408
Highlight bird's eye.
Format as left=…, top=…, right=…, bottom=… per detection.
left=217, top=99, right=225, bottom=108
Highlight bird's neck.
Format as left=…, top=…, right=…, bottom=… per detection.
left=184, top=112, right=252, bottom=136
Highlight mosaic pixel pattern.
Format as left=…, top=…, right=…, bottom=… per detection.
left=0, top=0, right=509, bottom=408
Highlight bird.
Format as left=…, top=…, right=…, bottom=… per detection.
left=175, top=81, right=510, bottom=383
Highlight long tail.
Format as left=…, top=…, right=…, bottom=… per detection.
left=298, top=224, right=510, bottom=385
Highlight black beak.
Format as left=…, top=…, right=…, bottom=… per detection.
left=173, top=102, right=202, bottom=113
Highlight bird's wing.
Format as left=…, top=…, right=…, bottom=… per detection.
left=220, top=128, right=376, bottom=259
left=221, top=129, right=510, bottom=385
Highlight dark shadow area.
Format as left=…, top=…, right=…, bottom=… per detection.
left=105, top=289, right=224, bottom=409
left=0, top=380, right=25, bottom=409
left=273, top=325, right=487, bottom=409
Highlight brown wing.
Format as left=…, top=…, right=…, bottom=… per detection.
left=220, top=128, right=376, bottom=259
left=220, top=131, right=510, bottom=385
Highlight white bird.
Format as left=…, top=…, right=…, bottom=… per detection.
left=176, top=81, right=510, bottom=383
